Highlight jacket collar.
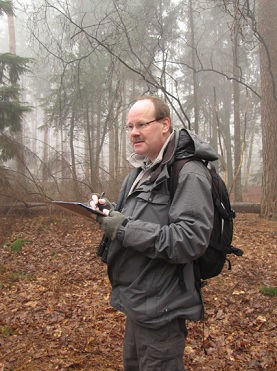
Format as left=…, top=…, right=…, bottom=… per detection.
left=144, top=131, right=178, bottom=185
left=128, top=130, right=177, bottom=169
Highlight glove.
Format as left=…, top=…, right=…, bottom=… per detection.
left=97, top=210, right=126, bottom=240
left=88, top=193, right=113, bottom=214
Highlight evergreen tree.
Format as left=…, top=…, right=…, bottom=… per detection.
left=0, top=0, right=32, bottom=162
left=0, top=0, right=13, bottom=16
left=0, top=53, right=32, bottom=133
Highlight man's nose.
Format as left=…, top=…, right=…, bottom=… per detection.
left=130, top=126, right=141, bottom=135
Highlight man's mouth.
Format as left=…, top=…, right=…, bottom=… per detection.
left=132, top=139, right=144, bottom=145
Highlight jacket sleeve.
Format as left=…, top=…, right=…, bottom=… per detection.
left=117, top=161, right=214, bottom=264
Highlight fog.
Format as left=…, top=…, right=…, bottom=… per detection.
left=1, top=0, right=274, bottom=213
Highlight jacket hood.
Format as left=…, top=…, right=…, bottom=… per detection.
left=174, top=129, right=218, bottom=162
left=127, top=129, right=218, bottom=182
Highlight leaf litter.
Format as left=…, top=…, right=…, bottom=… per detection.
left=0, top=212, right=276, bottom=370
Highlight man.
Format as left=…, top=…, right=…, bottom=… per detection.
left=90, top=96, right=218, bottom=370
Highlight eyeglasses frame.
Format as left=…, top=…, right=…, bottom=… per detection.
left=125, top=117, right=165, bottom=133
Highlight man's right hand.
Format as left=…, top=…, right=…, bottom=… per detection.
left=88, top=193, right=113, bottom=215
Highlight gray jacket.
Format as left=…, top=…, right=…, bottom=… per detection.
left=107, top=129, right=218, bottom=328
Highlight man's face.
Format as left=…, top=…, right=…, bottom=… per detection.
left=127, top=99, right=171, bottom=161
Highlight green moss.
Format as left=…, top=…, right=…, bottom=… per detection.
left=0, top=326, right=13, bottom=337
left=260, top=286, right=277, bottom=297
left=11, top=238, right=28, bottom=252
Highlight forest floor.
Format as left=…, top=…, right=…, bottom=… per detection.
left=0, top=188, right=276, bottom=370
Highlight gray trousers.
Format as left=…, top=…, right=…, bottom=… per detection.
left=123, top=316, right=187, bottom=371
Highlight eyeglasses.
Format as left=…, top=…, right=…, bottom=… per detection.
left=125, top=117, right=164, bottom=133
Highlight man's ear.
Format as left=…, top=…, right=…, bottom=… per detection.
left=162, top=117, right=171, bottom=133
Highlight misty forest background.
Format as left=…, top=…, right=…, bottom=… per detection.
left=0, top=0, right=276, bottom=219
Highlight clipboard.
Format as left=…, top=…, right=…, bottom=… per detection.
left=51, top=201, right=107, bottom=219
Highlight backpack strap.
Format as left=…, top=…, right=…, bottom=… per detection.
left=209, top=163, right=234, bottom=221
left=168, top=158, right=206, bottom=290
left=168, top=158, right=202, bottom=201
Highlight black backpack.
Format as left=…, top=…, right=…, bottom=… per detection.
left=169, top=158, right=243, bottom=282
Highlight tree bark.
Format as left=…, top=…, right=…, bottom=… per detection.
left=8, top=8, right=16, bottom=54
left=258, top=0, right=277, bottom=219
left=69, top=113, right=80, bottom=199
left=189, top=0, right=199, bottom=134
left=232, top=1, right=243, bottom=202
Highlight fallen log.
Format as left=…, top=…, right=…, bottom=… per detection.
left=1, top=201, right=262, bottom=215
left=232, top=202, right=261, bottom=214
left=0, top=202, right=49, bottom=214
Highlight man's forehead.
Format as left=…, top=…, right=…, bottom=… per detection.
left=128, top=99, right=155, bottom=119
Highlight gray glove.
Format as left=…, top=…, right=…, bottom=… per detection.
left=97, top=211, right=126, bottom=240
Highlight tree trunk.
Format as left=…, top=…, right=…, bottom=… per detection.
left=232, top=0, right=243, bottom=202
left=189, top=0, right=199, bottom=134
left=120, top=81, right=128, bottom=177
left=42, top=121, right=49, bottom=183
left=244, top=123, right=255, bottom=191
left=8, top=9, right=16, bottom=54
left=258, top=0, right=277, bottom=219
left=212, top=87, right=219, bottom=173
left=222, top=83, right=233, bottom=190
left=8, top=3, right=26, bottom=186
left=85, top=100, right=94, bottom=191
left=69, top=113, right=80, bottom=199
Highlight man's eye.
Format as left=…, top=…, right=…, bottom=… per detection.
left=137, top=123, right=146, bottom=129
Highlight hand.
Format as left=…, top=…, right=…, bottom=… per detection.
left=97, top=211, right=126, bottom=240
left=88, top=193, right=113, bottom=215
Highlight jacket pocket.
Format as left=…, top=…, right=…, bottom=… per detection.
left=136, top=191, right=170, bottom=225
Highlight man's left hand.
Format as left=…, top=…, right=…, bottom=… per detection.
left=97, top=211, right=126, bottom=240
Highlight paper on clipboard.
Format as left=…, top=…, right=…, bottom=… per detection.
left=51, top=201, right=107, bottom=219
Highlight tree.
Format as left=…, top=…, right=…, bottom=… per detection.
left=14, top=0, right=265, bottom=202
left=232, top=0, right=243, bottom=201
left=0, top=0, right=34, bottom=207
left=0, top=0, right=32, bottom=161
left=258, top=0, right=277, bottom=219
left=0, top=0, right=12, bottom=15
left=0, top=54, right=32, bottom=158
left=188, top=0, right=200, bottom=134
